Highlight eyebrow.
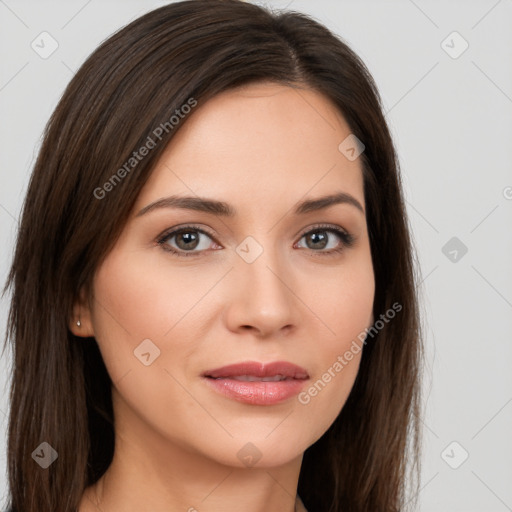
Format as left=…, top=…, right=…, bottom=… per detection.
left=136, top=191, right=365, bottom=218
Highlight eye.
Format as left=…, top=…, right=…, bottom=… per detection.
left=157, top=225, right=219, bottom=257
left=157, top=223, right=355, bottom=258
left=295, top=224, right=355, bottom=256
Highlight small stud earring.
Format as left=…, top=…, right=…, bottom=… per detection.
left=77, top=319, right=81, bottom=327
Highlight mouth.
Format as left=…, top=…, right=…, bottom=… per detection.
left=202, top=361, right=309, bottom=405
left=203, top=361, right=309, bottom=379
left=212, top=374, right=295, bottom=382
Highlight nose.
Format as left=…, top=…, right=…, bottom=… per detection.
left=223, top=246, right=299, bottom=338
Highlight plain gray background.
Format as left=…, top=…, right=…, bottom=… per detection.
left=1, top=0, right=511, bottom=510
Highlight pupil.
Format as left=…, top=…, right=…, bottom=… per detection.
left=309, top=231, right=327, bottom=249
left=177, top=231, right=199, bottom=249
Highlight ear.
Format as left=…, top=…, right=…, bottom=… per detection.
left=69, top=285, right=95, bottom=338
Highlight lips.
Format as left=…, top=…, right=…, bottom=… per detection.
left=203, top=361, right=309, bottom=380
left=202, top=361, right=309, bottom=405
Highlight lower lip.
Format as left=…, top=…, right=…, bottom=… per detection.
left=203, top=377, right=307, bottom=405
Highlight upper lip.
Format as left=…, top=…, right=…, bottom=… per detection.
left=203, top=361, right=309, bottom=379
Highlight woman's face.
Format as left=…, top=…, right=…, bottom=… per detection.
left=77, top=82, right=375, bottom=468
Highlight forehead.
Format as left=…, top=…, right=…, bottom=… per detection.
left=134, top=82, right=364, bottom=216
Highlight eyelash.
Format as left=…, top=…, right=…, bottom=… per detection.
left=156, top=223, right=355, bottom=258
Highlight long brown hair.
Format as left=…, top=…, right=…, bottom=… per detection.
left=3, top=1, right=423, bottom=510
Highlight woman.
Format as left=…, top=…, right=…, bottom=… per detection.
left=3, top=1, right=424, bottom=511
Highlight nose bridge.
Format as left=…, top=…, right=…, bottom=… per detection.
left=237, top=235, right=288, bottom=299
left=230, top=233, right=296, bottom=332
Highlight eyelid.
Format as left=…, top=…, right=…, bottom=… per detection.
left=157, top=223, right=216, bottom=238
left=296, top=222, right=350, bottom=239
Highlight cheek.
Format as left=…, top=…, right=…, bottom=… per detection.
left=89, top=249, right=207, bottom=434
left=296, top=251, right=374, bottom=438
left=311, top=246, right=375, bottom=346
left=91, top=246, right=204, bottom=338
left=298, top=352, right=362, bottom=436
left=90, top=248, right=181, bottom=380
left=89, top=245, right=224, bottom=390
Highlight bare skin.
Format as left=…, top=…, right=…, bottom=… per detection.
left=72, top=81, right=375, bottom=512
